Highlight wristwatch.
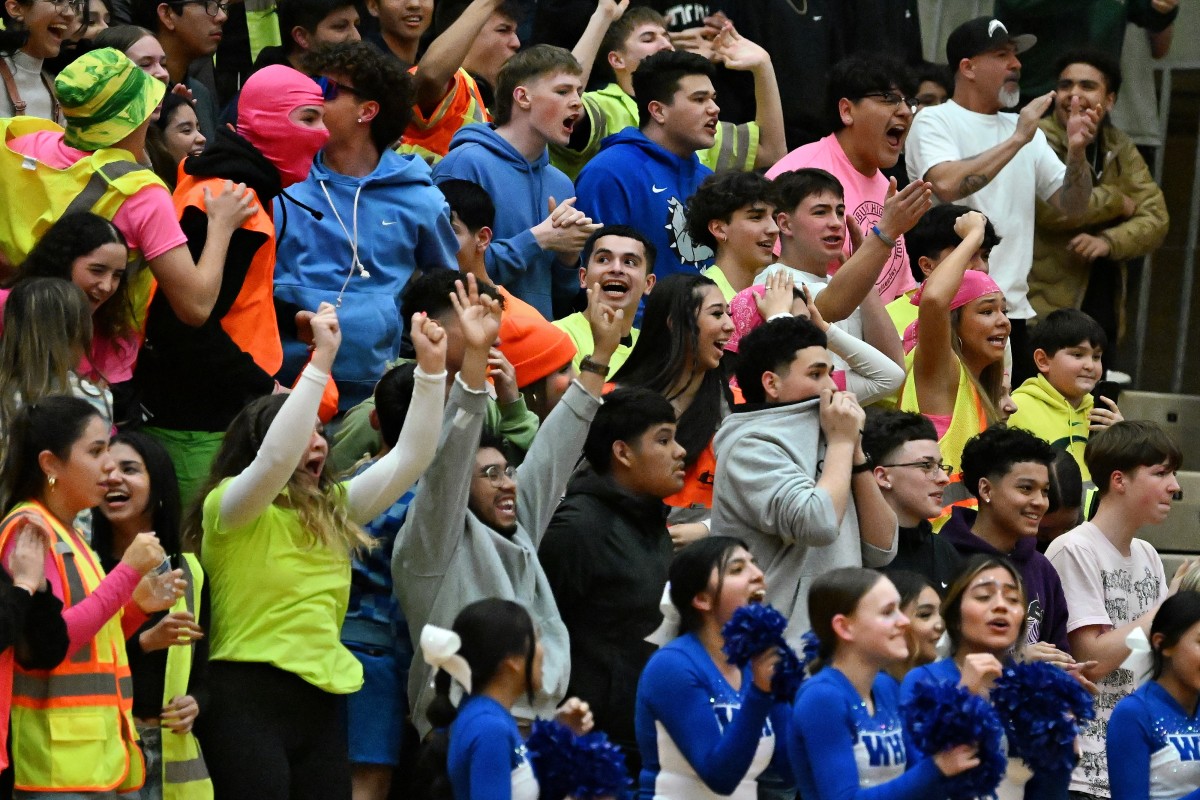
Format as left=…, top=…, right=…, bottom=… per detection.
left=851, top=454, right=874, bottom=474
left=579, top=354, right=609, bottom=376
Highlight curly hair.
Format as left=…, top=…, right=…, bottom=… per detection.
left=684, top=171, right=775, bottom=253
left=303, top=41, right=417, bottom=152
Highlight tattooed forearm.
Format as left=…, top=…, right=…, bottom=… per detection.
left=958, top=174, right=990, bottom=197
left=1059, top=157, right=1093, bottom=218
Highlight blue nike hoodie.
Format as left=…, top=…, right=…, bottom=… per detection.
left=274, top=148, right=459, bottom=409
left=432, top=123, right=578, bottom=319
left=575, top=127, right=714, bottom=279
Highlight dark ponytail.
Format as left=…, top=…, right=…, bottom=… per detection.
left=411, top=599, right=537, bottom=800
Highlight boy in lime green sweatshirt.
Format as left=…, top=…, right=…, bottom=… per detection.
left=1008, top=308, right=1123, bottom=483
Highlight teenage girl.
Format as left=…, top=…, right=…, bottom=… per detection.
left=899, top=554, right=1072, bottom=800
left=883, top=569, right=945, bottom=686
left=0, top=0, right=77, bottom=120
left=635, top=536, right=791, bottom=799
left=900, top=211, right=1008, bottom=478
left=190, top=303, right=445, bottom=800
left=790, top=567, right=977, bottom=800
left=421, top=597, right=592, bottom=800
left=11, top=212, right=138, bottom=386
left=611, top=274, right=734, bottom=545
left=1108, top=590, right=1200, bottom=800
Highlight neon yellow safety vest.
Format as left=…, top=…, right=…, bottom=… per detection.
left=1, top=501, right=146, bottom=793
left=0, top=116, right=166, bottom=272
left=161, top=553, right=214, bottom=800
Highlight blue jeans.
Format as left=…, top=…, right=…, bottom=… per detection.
left=123, top=722, right=163, bottom=800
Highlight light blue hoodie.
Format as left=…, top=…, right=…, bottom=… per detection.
left=432, top=123, right=578, bottom=319
left=274, top=149, right=459, bottom=409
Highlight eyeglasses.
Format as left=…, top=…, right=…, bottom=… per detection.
left=860, top=91, right=918, bottom=113
left=314, top=76, right=365, bottom=102
left=171, top=0, right=229, bottom=16
left=879, top=458, right=950, bottom=478
left=477, top=464, right=517, bottom=487
left=39, top=0, right=85, bottom=14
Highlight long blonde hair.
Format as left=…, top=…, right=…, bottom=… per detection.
left=184, top=394, right=372, bottom=556
left=0, top=279, right=93, bottom=434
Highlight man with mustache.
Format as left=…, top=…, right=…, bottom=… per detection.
left=905, top=17, right=1099, bottom=386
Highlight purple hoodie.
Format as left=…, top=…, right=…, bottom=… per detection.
left=940, top=507, right=1071, bottom=653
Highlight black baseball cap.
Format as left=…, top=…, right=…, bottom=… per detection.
left=946, top=17, right=1037, bottom=68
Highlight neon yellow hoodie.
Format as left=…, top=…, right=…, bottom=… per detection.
left=1009, top=373, right=1094, bottom=482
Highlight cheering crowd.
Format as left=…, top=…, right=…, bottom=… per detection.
left=0, top=0, right=1192, bottom=797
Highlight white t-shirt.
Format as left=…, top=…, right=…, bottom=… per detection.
left=905, top=100, right=1066, bottom=319
left=1045, top=521, right=1167, bottom=799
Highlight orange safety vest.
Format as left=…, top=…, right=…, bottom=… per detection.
left=1, top=501, right=145, bottom=793
left=397, top=68, right=490, bottom=165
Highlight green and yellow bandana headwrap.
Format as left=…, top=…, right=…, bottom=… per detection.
left=56, top=48, right=167, bottom=151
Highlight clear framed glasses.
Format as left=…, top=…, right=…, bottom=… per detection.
left=477, top=464, right=517, bottom=487
left=861, top=90, right=919, bottom=114
left=172, top=0, right=229, bottom=16
left=879, top=458, right=950, bottom=478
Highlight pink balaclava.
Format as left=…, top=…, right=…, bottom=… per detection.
left=236, top=65, right=328, bottom=188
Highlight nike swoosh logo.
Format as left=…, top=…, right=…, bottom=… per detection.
left=652, top=186, right=667, bottom=193
left=382, top=220, right=398, bottom=226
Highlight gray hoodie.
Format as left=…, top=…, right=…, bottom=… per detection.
left=711, top=399, right=896, bottom=645
left=393, top=376, right=600, bottom=735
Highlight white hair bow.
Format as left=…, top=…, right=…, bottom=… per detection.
left=421, top=625, right=473, bottom=693
left=644, top=583, right=679, bottom=646
left=1121, top=626, right=1153, bottom=683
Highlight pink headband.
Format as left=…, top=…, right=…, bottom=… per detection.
left=725, top=285, right=769, bottom=354
left=910, top=269, right=1003, bottom=311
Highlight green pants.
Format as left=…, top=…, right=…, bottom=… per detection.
left=142, top=427, right=224, bottom=509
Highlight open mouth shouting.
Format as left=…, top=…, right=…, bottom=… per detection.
left=885, top=122, right=907, bottom=150
left=600, top=276, right=630, bottom=302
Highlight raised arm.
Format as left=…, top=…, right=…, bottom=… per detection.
left=148, top=181, right=256, bottom=326
left=911, top=212, right=987, bottom=412
left=217, top=303, right=340, bottom=529
left=1046, top=95, right=1098, bottom=219
left=412, top=0, right=501, bottom=115
left=345, top=314, right=448, bottom=522
left=570, top=0, right=628, bottom=89
left=813, top=179, right=932, bottom=323
left=921, top=94, right=1053, bottom=202
left=711, top=24, right=785, bottom=169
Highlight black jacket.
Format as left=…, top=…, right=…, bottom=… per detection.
left=538, top=469, right=672, bottom=758
left=880, top=520, right=964, bottom=596
left=134, top=129, right=283, bottom=432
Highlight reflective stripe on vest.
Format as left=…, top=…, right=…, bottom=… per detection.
left=0, top=502, right=146, bottom=793
left=161, top=552, right=213, bottom=800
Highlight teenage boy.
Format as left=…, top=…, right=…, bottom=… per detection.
left=438, top=177, right=495, bottom=279
left=553, top=225, right=656, bottom=377
left=549, top=6, right=785, bottom=179
left=941, top=426, right=1071, bottom=652
left=862, top=409, right=963, bottom=591
left=1029, top=49, right=1168, bottom=378
left=397, top=0, right=520, bottom=162
left=133, top=0, right=228, bottom=138
left=394, top=277, right=620, bottom=734
left=1046, top=420, right=1184, bottom=800
left=574, top=49, right=719, bottom=279
left=685, top=170, right=777, bottom=299
left=432, top=45, right=599, bottom=319
left=328, top=269, right=538, bottom=473
left=274, top=42, right=460, bottom=411
left=766, top=54, right=920, bottom=302
left=364, top=0, right=431, bottom=63
left=889, top=202, right=1001, bottom=349
left=1009, top=308, right=1124, bottom=484
left=712, top=316, right=897, bottom=641
left=758, top=167, right=928, bottom=373
left=253, top=0, right=361, bottom=71
left=539, top=387, right=685, bottom=774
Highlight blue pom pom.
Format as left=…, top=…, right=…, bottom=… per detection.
left=800, top=630, right=821, bottom=665
left=771, top=647, right=806, bottom=703
left=721, top=603, right=789, bottom=666
left=525, top=719, right=631, bottom=800
left=990, top=661, right=1095, bottom=775
left=901, top=679, right=1006, bottom=800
